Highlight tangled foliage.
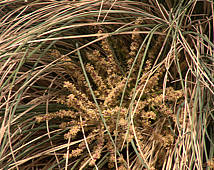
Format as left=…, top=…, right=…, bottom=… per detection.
left=36, top=22, right=184, bottom=169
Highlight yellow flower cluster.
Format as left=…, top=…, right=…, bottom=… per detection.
left=36, top=25, right=184, bottom=169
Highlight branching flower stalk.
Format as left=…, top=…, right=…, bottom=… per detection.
left=36, top=26, right=184, bottom=169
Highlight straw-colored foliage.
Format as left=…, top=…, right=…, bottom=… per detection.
left=1, top=0, right=213, bottom=169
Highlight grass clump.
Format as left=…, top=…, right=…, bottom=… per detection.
left=0, top=0, right=214, bottom=169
